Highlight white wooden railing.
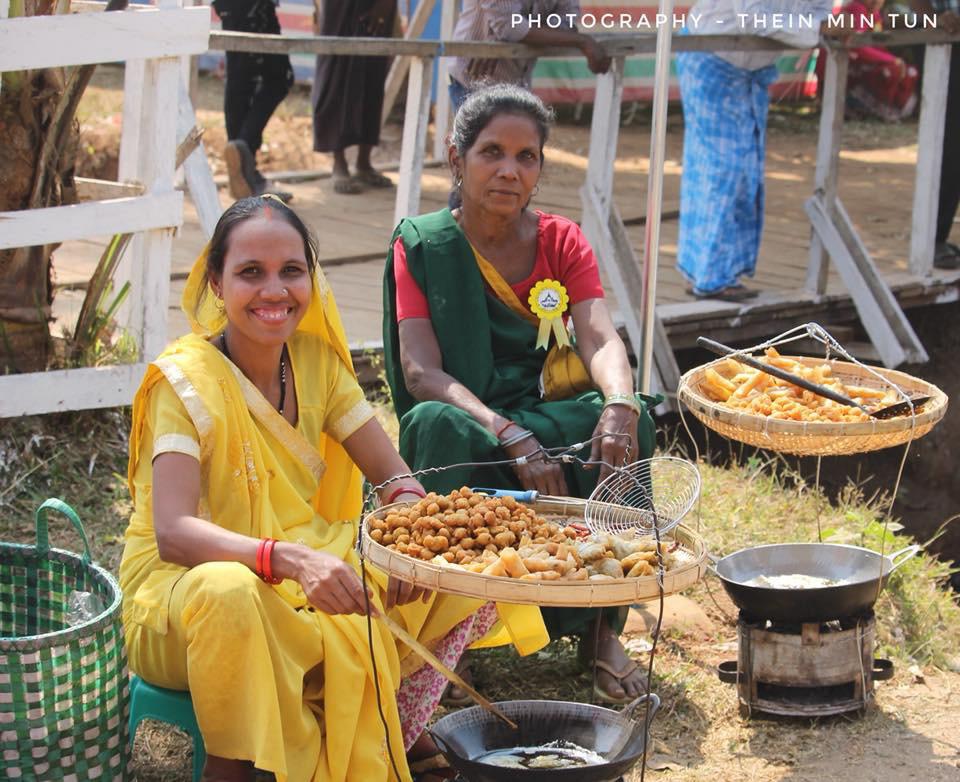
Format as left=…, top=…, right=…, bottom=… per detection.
left=0, top=2, right=209, bottom=418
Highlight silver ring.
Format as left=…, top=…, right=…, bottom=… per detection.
left=282, top=288, right=289, bottom=296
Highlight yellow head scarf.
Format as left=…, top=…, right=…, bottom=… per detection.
left=181, top=221, right=364, bottom=525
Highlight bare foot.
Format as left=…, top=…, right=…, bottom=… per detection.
left=408, top=732, right=456, bottom=781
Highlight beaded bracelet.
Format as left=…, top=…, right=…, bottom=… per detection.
left=256, top=538, right=283, bottom=585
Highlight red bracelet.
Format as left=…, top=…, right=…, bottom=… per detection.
left=255, top=538, right=266, bottom=578
left=385, top=484, right=426, bottom=505
left=256, top=538, right=283, bottom=584
left=495, top=420, right=516, bottom=439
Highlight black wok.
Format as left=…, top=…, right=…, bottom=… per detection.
left=429, top=695, right=659, bottom=782
left=711, top=543, right=919, bottom=623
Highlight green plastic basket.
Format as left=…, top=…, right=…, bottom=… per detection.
left=0, top=499, right=130, bottom=780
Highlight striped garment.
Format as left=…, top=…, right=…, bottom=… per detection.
left=675, top=49, right=779, bottom=296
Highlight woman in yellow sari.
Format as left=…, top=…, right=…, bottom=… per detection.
left=120, top=196, right=546, bottom=782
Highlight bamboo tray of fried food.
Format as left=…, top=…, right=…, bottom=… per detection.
left=360, top=490, right=707, bottom=608
left=678, top=353, right=947, bottom=456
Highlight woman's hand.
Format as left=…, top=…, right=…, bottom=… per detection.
left=385, top=576, right=432, bottom=610
left=589, top=404, right=639, bottom=483
left=287, top=547, right=374, bottom=616
left=579, top=36, right=611, bottom=75
left=504, top=433, right=569, bottom=497
left=360, top=0, right=395, bottom=35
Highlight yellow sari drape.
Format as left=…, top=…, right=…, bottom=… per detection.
left=120, top=253, right=547, bottom=782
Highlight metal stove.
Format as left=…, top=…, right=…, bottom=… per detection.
left=718, top=611, right=893, bottom=717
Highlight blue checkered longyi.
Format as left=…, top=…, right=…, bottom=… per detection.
left=675, top=51, right=778, bottom=296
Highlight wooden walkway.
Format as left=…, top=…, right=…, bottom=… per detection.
left=51, top=122, right=960, bottom=360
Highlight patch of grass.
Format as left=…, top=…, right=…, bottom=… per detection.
left=0, top=409, right=131, bottom=574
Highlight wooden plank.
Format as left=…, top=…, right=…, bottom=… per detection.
left=910, top=44, right=951, bottom=276
left=832, top=197, right=927, bottom=362
left=580, top=185, right=676, bottom=406
left=0, top=0, right=7, bottom=101
left=178, top=79, right=222, bottom=239
left=394, top=56, right=433, bottom=226
left=806, top=196, right=909, bottom=367
left=432, top=0, right=458, bottom=161
left=584, top=58, right=625, bottom=207
left=806, top=46, right=848, bottom=295
left=609, top=203, right=679, bottom=408
left=0, top=363, right=148, bottom=418
left=75, top=177, right=146, bottom=202
left=580, top=59, right=625, bottom=311
left=212, top=31, right=438, bottom=58
left=205, top=29, right=960, bottom=60
left=0, top=8, right=209, bottom=71
left=137, top=40, right=181, bottom=360
left=0, top=193, right=182, bottom=250
left=119, top=59, right=146, bottom=182
left=381, top=0, right=437, bottom=125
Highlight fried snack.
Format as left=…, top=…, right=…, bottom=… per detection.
left=376, top=487, right=682, bottom=582
left=698, top=348, right=903, bottom=423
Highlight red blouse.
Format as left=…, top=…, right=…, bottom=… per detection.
left=393, top=211, right=605, bottom=321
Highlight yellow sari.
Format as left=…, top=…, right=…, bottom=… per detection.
left=120, top=253, right=547, bottom=782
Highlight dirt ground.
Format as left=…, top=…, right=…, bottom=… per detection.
left=131, top=587, right=960, bottom=782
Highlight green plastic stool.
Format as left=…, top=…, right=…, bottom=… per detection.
left=129, top=674, right=206, bottom=781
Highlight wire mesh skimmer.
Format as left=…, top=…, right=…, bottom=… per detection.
left=584, top=456, right=701, bottom=536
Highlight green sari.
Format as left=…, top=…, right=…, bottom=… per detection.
left=383, top=208, right=659, bottom=636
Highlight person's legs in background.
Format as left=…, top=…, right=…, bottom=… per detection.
left=934, top=43, right=960, bottom=269
left=216, top=0, right=293, bottom=199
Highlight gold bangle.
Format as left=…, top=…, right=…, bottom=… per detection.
left=603, top=392, right=642, bottom=416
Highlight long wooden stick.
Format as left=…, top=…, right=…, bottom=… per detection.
left=377, top=612, right=518, bottom=731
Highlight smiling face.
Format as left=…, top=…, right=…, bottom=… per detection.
left=454, top=112, right=544, bottom=218
left=211, top=212, right=312, bottom=352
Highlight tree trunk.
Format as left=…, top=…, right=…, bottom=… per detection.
left=0, top=69, right=78, bottom=373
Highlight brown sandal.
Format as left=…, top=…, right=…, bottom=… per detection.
left=591, top=658, right=647, bottom=705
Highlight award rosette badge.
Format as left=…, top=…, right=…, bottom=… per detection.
left=528, top=279, right=571, bottom=350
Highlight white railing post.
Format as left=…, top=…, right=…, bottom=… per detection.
left=394, top=55, right=434, bottom=226
left=806, top=45, right=848, bottom=295
left=0, top=3, right=209, bottom=417
left=910, top=43, right=951, bottom=277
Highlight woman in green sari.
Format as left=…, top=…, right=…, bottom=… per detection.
left=382, top=84, right=658, bottom=704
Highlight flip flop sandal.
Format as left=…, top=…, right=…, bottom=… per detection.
left=686, top=284, right=758, bottom=302
left=934, top=242, right=960, bottom=270
left=409, top=752, right=456, bottom=781
left=353, top=169, right=394, bottom=188
left=332, top=175, right=365, bottom=195
left=591, top=658, right=646, bottom=705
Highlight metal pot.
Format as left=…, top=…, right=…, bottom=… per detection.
left=710, top=543, right=920, bottom=623
left=429, top=695, right=659, bottom=782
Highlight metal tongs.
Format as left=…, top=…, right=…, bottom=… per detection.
left=697, top=337, right=930, bottom=420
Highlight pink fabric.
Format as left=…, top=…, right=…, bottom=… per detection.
left=396, top=601, right=500, bottom=751
left=393, top=211, right=605, bottom=322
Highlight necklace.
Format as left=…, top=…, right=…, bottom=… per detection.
left=219, top=332, right=287, bottom=413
